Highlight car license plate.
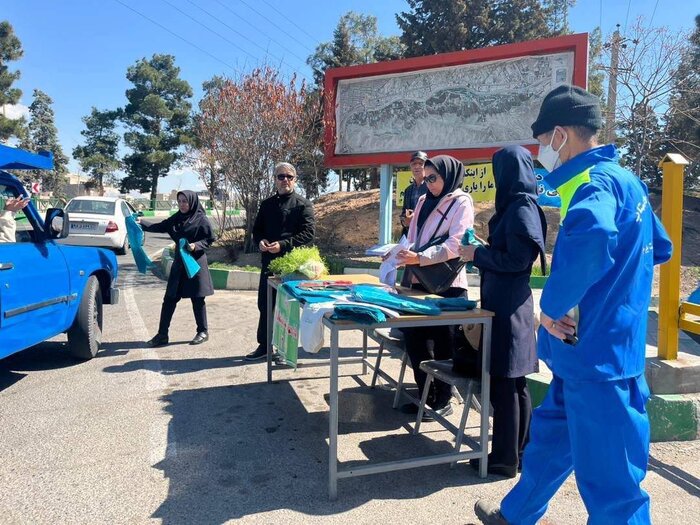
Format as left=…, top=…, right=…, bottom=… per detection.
left=71, top=222, right=97, bottom=231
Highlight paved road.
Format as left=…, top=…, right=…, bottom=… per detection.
left=1, top=235, right=699, bottom=524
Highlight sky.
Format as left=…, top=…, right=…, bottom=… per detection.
left=3, top=0, right=698, bottom=195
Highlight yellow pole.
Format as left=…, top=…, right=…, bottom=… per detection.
left=657, top=153, right=688, bottom=360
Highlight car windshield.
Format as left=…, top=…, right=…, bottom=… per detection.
left=66, top=200, right=116, bottom=215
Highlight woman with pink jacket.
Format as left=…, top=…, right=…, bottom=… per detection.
left=396, top=155, right=475, bottom=420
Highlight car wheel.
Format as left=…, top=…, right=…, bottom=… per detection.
left=117, top=235, right=129, bottom=255
left=67, top=275, right=103, bottom=359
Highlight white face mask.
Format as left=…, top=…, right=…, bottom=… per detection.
left=537, top=129, right=567, bottom=173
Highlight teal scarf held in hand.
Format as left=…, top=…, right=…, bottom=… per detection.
left=178, top=238, right=201, bottom=278
left=461, top=228, right=484, bottom=273
left=125, top=214, right=153, bottom=274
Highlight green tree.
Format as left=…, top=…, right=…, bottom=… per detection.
left=587, top=26, right=605, bottom=98
left=397, top=0, right=558, bottom=57
left=620, top=102, right=665, bottom=187
left=308, top=12, right=403, bottom=190
left=0, top=20, right=24, bottom=142
left=73, top=108, right=121, bottom=195
left=120, top=54, right=193, bottom=203
left=308, top=12, right=404, bottom=86
left=20, top=89, right=69, bottom=194
left=666, top=15, right=700, bottom=188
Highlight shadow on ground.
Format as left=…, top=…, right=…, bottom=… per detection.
left=150, top=380, right=490, bottom=523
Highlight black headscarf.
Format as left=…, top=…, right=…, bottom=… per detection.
left=488, top=146, right=546, bottom=259
left=170, top=190, right=211, bottom=244
left=175, top=190, right=206, bottom=225
left=416, top=155, right=465, bottom=232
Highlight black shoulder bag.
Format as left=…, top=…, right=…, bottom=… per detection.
left=408, top=199, right=467, bottom=295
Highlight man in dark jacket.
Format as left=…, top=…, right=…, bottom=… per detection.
left=399, top=151, right=429, bottom=238
left=245, top=162, right=315, bottom=361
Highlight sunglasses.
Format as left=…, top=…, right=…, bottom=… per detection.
left=425, top=174, right=440, bottom=184
left=276, top=174, right=295, bottom=181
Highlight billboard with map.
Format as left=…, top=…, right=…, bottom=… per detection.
left=324, top=34, right=588, bottom=168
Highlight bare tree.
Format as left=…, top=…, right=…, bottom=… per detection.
left=607, top=17, right=691, bottom=182
left=197, top=66, right=309, bottom=252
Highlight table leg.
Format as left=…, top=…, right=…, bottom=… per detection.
left=329, top=327, right=339, bottom=500
left=479, top=318, right=492, bottom=479
left=266, top=278, right=273, bottom=384
left=362, top=329, right=368, bottom=375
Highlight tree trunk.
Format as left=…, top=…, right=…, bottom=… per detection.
left=150, top=170, right=159, bottom=208
left=369, top=167, right=379, bottom=189
left=243, top=204, right=257, bottom=253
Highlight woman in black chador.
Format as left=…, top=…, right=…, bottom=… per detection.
left=460, top=145, right=547, bottom=478
left=141, top=190, right=216, bottom=347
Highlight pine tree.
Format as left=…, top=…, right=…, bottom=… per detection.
left=397, top=0, right=557, bottom=57
left=120, top=54, right=193, bottom=203
left=73, top=108, right=121, bottom=195
left=20, top=89, right=69, bottom=194
left=0, top=21, right=24, bottom=142
left=308, top=12, right=404, bottom=85
left=666, top=15, right=700, bottom=188
left=307, top=12, right=404, bottom=190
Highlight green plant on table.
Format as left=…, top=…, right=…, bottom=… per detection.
left=268, top=246, right=328, bottom=278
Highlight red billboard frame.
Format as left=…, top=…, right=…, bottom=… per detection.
left=323, top=33, right=589, bottom=169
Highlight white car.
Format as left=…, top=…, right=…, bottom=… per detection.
left=60, top=196, right=143, bottom=254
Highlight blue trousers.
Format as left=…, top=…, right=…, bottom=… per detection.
left=500, top=374, right=651, bottom=525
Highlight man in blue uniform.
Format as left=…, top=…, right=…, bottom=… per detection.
left=475, top=85, right=672, bottom=525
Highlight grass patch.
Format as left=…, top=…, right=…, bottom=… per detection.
left=209, top=261, right=260, bottom=272
left=531, top=265, right=548, bottom=277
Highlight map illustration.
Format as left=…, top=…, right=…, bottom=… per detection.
left=334, top=52, right=574, bottom=155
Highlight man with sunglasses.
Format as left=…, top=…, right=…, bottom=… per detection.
left=246, top=162, right=315, bottom=361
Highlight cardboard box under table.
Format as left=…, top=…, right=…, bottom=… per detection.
left=265, top=274, right=494, bottom=500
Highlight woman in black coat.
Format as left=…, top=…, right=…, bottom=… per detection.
left=141, top=190, right=216, bottom=347
left=460, top=146, right=547, bottom=478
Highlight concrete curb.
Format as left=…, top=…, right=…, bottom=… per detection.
left=157, top=248, right=260, bottom=291
left=526, top=374, right=700, bottom=442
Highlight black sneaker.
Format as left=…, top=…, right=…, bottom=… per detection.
left=147, top=333, right=169, bottom=347
left=190, top=332, right=209, bottom=345
left=245, top=345, right=267, bottom=361
left=422, top=402, right=453, bottom=422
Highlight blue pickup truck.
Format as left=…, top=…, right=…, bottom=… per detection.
left=0, top=145, right=119, bottom=360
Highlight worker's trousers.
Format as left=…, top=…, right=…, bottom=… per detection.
left=501, top=373, right=651, bottom=525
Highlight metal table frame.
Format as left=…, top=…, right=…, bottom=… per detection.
left=265, top=276, right=493, bottom=500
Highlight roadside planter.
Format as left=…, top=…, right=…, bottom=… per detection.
left=158, top=248, right=260, bottom=290
left=529, top=275, right=549, bottom=289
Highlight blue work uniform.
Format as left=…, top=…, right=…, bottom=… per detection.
left=500, top=145, right=672, bottom=525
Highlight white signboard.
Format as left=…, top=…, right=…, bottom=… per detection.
left=334, top=51, right=574, bottom=155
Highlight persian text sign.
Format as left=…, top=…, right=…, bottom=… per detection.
left=463, top=163, right=496, bottom=202
left=395, top=164, right=496, bottom=204
left=395, top=165, right=561, bottom=206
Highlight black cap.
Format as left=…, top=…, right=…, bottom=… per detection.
left=410, top=151, right=428, bottom=162
left=531, top=85, right=603, bottom=138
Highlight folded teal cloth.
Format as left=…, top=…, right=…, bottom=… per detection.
left=178, top=238, right=200, bottom=278
left=425, top=297, right=478, bottom=311
left=350, top=284, right=441, bottom=315
left=125, top=214, right=153, bottom=274
left=331, top=304, right=387, bottom=325
left=282, top=280, right=350, bottom=303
